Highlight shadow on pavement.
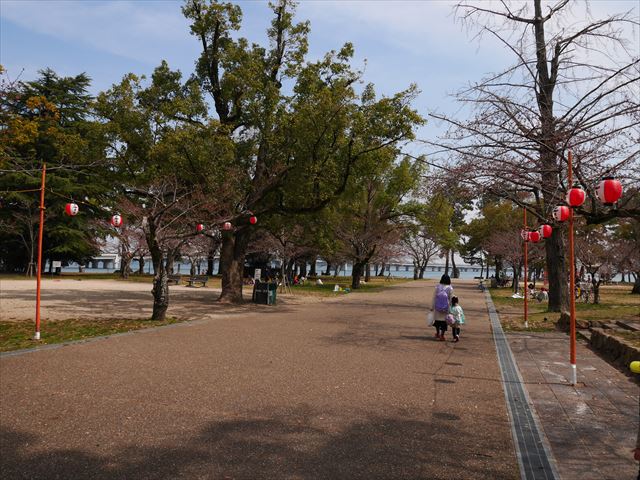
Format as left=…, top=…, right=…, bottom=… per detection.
left=1, top=408, right=516, bottom=480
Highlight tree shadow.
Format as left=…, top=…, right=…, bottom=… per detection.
left=1, top=406, right=517, bottom=479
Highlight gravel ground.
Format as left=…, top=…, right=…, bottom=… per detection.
left=0, top=279, right=518, bottom=479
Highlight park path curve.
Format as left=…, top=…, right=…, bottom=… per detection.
left=1, top=280, right=518, bottom=479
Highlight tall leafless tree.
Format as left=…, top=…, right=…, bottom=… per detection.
left=426, top=0, right=639, bottom=318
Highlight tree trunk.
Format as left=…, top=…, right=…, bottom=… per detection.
left=419, top=266, right=426, bottom=279
left=120, top=254, right=132, bottom=280
left=138, top=255, right=145, bottom=275
left=378, top=262, right=386, bottom=276
left=218, top=229, right=250, bottom=303
left=444, top=250, right=450, bottom=276
left=190, top=261, right=196, bottom=276
left=299, top=260, right=307, bottom=277
left=592, top=278, right=601, bottom=304
left=451, top=250, right=459, bottom=278
left=323, top=261, right=331, bottom=276
left=149, top=240, right=169, bottom=321
left=413, top=265, right=419, bottom=280
left=207, top=249, right=215, bottom=276
left=309, top=258, right=317, bottom=277
left=545, top=227, right=568, bottom=313
left=631, top=272, right=640, bottom=294
left=512, top=265, right=520, bottom=293
left=351, top=261, right=365, bottom=289
left=364, top=263, right=371, bottom=282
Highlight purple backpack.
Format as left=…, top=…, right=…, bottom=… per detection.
left=435, top=285, right=450, bottom=313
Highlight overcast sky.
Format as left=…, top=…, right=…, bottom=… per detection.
left=1, top=0, right=638, bottom=147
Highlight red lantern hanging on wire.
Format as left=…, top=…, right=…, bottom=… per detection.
left=111, top=214, right=123, bottom=227
left=249, top=215, right=257, bottom=225
left=596, top=177, right=622, bottom=206
left=223, top=221, right=232, bottom=231
left=528, top=231, right=541, bottom=243
left=196, top=223, right=204, bottom=233
left=553, top=206, right=570, bottom=222
left=539, top=224, right=553, bottom=239
left=65, top=203, right=79, bottom=216
left=566, top=183, right=586, bottom=208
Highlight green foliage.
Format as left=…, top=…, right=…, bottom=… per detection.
left=0, top=68, right=110, bottom=272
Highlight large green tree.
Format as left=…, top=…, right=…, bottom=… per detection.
left=0, top=68, right=108, bottom=273
left=182, top=0, right=423, bottom=302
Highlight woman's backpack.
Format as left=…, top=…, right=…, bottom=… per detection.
left=435, top=285, right=450, bottom=312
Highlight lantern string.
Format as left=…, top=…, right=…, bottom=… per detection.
left=0, top=188, right=42, bottom=193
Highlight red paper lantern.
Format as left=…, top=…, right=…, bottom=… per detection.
left=566, top=184, right=585, bottom=208
left=596, top=177, right=622, bottom=206
left=223, top=222, right=232, bottom=231
left=65, top=203, right=79, bottom=216
left=249, top=215, right=257, bottom=225
left=111, top=214, right=123, bottom=227
left=196, top=224, right=204, bottom=232
left=528, top=231, right=541, bottom=243
left=539, top=224, right=553, bottom=239
left=553, top=206, right=570, bottom=222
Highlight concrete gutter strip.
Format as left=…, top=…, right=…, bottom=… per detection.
left=484, top=289, right=560, bottom=480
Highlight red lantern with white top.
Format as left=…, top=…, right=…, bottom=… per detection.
left=65, top=203, right=79, bottom=216
left=596, top=177, right=622, bottom=206
left=553, top=206, right=570, bottom=222
left=223, top=222, right=232, bottom=231
left=539, top=224, right=553, bottom=239
left=566, top=183, right=586, bottom=208
left=196, top=224, right=204, bottom=233
left=528, top=231, right=541, bottom=243
left=249, top=215, right=257, bottom=225
left=111, top=214, right=123, bottom=227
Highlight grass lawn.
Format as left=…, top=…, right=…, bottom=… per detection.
left=285, top=276, right=412, bottom=297
left=0, top=317, right=183, bottom=353
left=489, top=283, right=640, bottom=333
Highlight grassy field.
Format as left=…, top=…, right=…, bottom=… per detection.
left=0, top=317, right=182, bottom=353
left=490, top=283, right=640, bottom=334
left=284, top=276, right=411, bottom=296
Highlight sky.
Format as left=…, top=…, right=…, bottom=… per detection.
left=1, top=0, right=638, bottom=148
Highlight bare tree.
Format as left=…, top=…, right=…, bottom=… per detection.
left=426, top=0, right=639, bottom=317
left=402, top=229, right=440, bottom=279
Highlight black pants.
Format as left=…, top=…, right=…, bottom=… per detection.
left=434, top=320, right=447, bottom=335
left=452, top=326, right=461, bottom=337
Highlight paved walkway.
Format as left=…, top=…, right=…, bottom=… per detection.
left=508, top=332, right=639, bottom=480
left=2, top=280, right=637, bottom=479
left=0, top=280, right=518, bottom=479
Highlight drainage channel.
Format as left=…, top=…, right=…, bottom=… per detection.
left=484, top=289, right=560, bottom=480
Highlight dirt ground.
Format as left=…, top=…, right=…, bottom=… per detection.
left=0, top=278, right=322, bottom=322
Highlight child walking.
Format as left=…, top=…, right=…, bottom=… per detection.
left=450, top=296, right=465, bottom=342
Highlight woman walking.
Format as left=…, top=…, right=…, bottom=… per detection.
left=430, top=274, right=453, bottom=341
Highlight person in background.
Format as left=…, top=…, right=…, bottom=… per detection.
left=430, top=274, right=453, bottom=341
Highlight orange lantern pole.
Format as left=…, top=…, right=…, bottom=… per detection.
left=523, top=208, right=528, bottom=329
left=567, top=151, right=577, bottom=385
left=34, top=163, right=47, bottom=340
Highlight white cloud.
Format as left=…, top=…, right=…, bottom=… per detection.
left=0, top=0, right=196, bottom=65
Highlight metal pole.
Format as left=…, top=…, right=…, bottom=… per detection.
left=524, top=207, right=528, bottom=329
left=34, top=163, right=47, bottom=340
left=568, top=151, right=577, bottom=385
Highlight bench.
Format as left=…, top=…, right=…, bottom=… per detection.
left=168, top=274, right=182, bottom=285
left=187, top=275, right=209, bottom=288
